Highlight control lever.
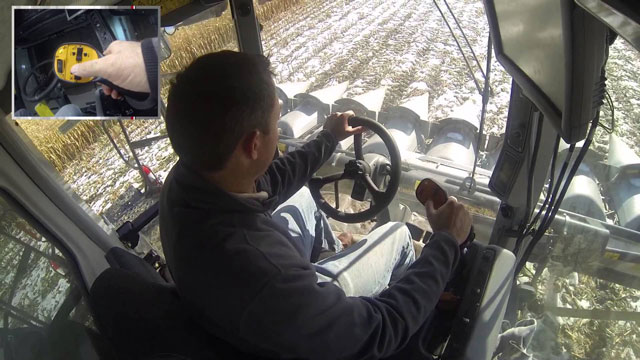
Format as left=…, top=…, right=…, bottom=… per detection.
left=415, top=178, right=475, bottom=248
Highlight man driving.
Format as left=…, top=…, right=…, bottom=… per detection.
left=160, top=50, right=472, bottom=359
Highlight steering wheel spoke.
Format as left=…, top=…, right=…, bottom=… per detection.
left=309, top=172, right=344, bottom=188
left=361, top=174, right=385, bottom=202
left=353, top=133, right=364, bottom=160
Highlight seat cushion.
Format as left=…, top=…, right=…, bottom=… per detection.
left=90, top=248, right=259, bottom=359
left=90, top=267, right=219, bottom=359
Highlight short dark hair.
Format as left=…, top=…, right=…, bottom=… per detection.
left=165, top=51, right=275, bottom=172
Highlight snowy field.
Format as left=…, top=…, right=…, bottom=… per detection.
left=262, top=0, right=512, bottom=136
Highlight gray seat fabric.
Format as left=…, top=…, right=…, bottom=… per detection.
left=442, top=242, right=516, bottom=360
left=467, top=245, right=516, bottom=359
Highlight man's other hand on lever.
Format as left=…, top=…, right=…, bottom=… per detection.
left=425, top=196, right=472, bottom=246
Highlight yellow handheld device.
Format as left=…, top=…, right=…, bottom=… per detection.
left=53, top=42, right=155, bottom=110
left=54, top=43, right=101, bottom=83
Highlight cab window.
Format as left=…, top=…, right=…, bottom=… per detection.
left=0, top=193, right=110, bottom=359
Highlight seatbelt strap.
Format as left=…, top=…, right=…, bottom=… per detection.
left=35, top=101, right=55, bottom=117
left=310, top=210, right=325, bottom=262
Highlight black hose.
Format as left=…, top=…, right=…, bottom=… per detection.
left=471, top=34, right=492, bottom=180
left=432, top=0, right=483, bottom=96
left=526, top=136, right=561, bottom=235
left=542, top=114, right=601, bottom=232
left=21, top=59, right=59, bottom=103
left=600, top=90, right=615, bottom=133
left=541, top=144, right=575, bottom=225
left=514, top=113, right=600, bottom=276
left=442, top=0, right=487, bottom=81
left=514, top=151, right=571, bottom=274
left=513, top=134, right=559, bottom=256
left=513, top=143, right=574, bottom=273
left=515, top=113, right=544, bottom=249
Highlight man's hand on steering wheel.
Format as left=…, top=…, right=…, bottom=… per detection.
left=323, top=111, right=365, bottom=141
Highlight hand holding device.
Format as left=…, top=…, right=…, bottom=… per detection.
left=416, top=178, right=475, bottom=248
left=55, top=41, right=150, bottom=100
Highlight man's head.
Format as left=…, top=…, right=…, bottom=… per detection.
left=165, top=51, right=279, bottom=182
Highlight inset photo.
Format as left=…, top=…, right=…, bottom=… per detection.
left=13, top=7, right=161, bottom=118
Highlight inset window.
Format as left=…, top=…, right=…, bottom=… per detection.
left=13, top=6, right=161, bottom=119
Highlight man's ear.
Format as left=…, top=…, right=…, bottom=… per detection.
left=242, top=130, right=261, bottom=160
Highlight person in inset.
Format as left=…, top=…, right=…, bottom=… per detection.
left=160, top=50, right=473, bottom=359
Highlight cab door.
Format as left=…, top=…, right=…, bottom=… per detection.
left=0, top=115, right=120, bottom=358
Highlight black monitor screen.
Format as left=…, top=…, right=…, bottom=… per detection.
left=496, top=1, right=565, bottom=111
left=485, top=0, right=609, bottom=144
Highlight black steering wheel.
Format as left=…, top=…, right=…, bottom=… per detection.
left=309, top=116, right=402, bottom=223
left=21, top=59, right=59, bottom=103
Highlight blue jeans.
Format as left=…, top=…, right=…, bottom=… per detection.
left=14, top=104, right=84, bottom=117
left=55, top=104, right=84, bottom=117
left=272, top=187, right=415, bottom=296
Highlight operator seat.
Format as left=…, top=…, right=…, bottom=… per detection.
left=88, top=247, right=259, bottom=360
left=442, top=242, right=516, bottom=360
left=89, top=243, right=514, bottom=360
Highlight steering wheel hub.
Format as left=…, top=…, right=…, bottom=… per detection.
left=344, top=159, right=371, bottom=178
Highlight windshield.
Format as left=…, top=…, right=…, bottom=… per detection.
left=259, top=0, right=508, bottom=225
left=11, top=0, right=640, bottom=358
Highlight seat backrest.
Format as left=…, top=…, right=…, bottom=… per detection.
left=89, top=247, right=250, bottom=360
left=442, top=242, right=516, bottom=360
